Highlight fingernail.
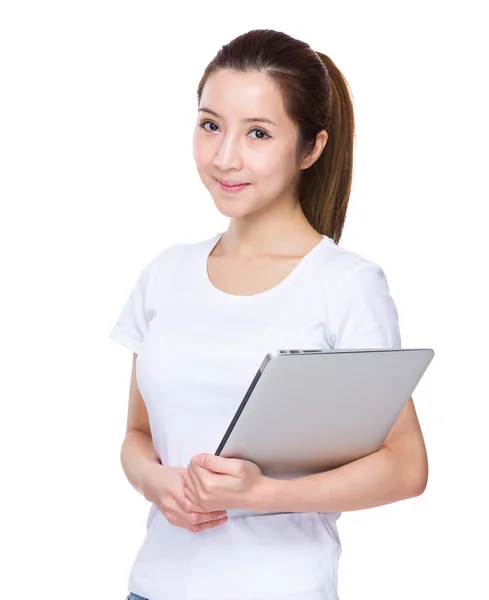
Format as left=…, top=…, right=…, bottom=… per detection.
left=218, top=512, right=226, bottom=519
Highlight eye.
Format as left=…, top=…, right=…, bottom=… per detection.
left=198, top=120, right=271, bottom=140
left=199, top=120, right=219, bottom=133
left=249, top=128, right=270, bottom=140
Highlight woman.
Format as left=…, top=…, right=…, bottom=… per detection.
left=110, top=28, right=428, bottom=600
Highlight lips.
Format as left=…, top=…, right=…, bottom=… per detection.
left=216, top=178, right=250, bottom=187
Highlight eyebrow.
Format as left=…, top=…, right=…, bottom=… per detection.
left=198, top=107, right=277, bottom=127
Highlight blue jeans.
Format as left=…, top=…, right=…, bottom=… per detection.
left=126, top=594, right=149, bottom=600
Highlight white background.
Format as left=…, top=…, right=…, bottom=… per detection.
left=1, top=1, right=487, bottom=598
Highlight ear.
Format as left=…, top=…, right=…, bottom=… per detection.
left=300, top=130, right=328, bottom=170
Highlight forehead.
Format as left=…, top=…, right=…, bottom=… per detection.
left=200, top=70, right=287, bottom=124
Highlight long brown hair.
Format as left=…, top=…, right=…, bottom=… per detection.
left=196, top=29, right=355, bottom=245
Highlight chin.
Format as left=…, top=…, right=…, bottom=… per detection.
left=212, top=200, right=251, bottom=218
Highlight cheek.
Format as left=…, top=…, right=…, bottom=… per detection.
left=252, top=147, right=291, bottom=183
left=193, top=134, right=211, bottom=170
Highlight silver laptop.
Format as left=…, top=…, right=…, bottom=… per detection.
left=216, top=348, right=435, bottom=484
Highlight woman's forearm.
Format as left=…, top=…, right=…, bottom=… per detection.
left=252, top=446, right=427, bottom=514
left=120, top=429, right=162, bottom=497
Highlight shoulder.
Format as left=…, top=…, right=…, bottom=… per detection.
left=142, top=233, right=210, bottom=269
left=316, top=239, right=401, bottom=349
left=316, top=237, right=389, bottom=287
left=140, top=232, right=218, bottom=285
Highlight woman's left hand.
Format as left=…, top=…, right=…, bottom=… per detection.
left=183, top=453, right=263, bottom=512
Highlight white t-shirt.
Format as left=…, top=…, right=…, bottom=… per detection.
left=109, top=231, right=402, bottom=600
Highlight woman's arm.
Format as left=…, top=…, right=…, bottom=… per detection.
left=250, top=396, right=428, bottom=513
left=120, top=353, right=162, bottom=497
left=121, top=429, right=162, bottom=497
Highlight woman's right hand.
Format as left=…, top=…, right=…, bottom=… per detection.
left=141, top=463, right=228, bottom=533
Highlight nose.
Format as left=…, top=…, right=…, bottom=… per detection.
left=213, top=133, right=244, bottom=171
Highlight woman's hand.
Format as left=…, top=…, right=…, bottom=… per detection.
left=142, top=463, right=228, bottom=533
left=183, top=453, right=263, bottom=512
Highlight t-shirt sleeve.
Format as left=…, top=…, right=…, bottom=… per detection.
left=329, top=260, right=402, bottom=350
left=108, top=256, right=158, bottom=354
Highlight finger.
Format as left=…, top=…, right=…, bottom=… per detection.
left=186, top=464, right=206, bottom=496
left=168, top=490, right=202, bottom=516
left=183, top=473, right=198, bottom=496
left=181, top=474, right=211, bottom=514
left=191, top=453, right=244, bottom=476
left=183, top=479, right=200, bottom=506
left=186, top=514, right=228, bottom=533
left=189, top=462, right=215, bottom=491
left=177, top=497, right=226, bottom=524
left=186, top=509, right=228, bottom=526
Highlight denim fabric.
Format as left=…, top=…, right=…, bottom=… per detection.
left=126, top=593, right=149, bottom=600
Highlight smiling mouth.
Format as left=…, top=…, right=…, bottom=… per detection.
left=215, top=178, right=251, bottom=192
left=216, top=178, right=250, bottom=187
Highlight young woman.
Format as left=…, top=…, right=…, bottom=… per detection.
left=110, top=28, right=428, bottom=600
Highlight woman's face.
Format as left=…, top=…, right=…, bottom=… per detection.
left=193, top=69, right=303, bottom=218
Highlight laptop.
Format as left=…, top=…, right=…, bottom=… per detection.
left=216, top=348, right=435, bottom=481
